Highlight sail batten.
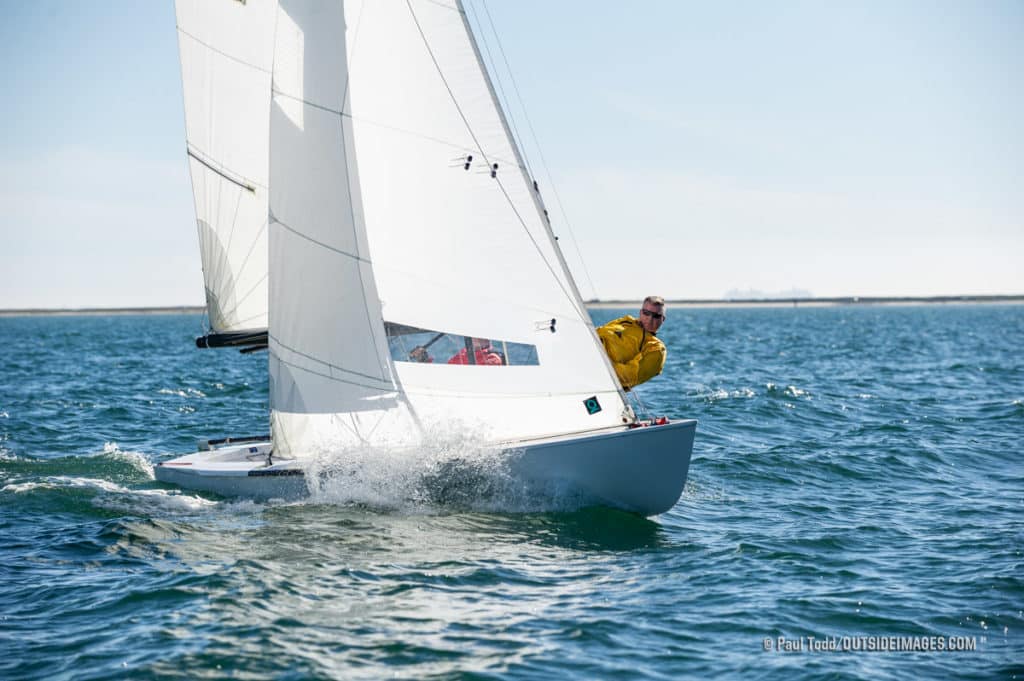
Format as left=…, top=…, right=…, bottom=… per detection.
left=186, top=148, right=259, bottom=193
left=177, top=24, right=274, bottom=75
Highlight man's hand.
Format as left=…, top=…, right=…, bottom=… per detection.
left=409, top=346, right=431, bottom=363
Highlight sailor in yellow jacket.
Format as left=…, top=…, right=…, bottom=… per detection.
left=597, top=296, right=667, bottom=390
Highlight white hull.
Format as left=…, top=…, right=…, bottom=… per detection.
left=154, top=440, right=307, bottom=501
left=155, top=420, right=696, bottom=516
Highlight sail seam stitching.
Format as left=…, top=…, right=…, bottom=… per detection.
left=271, top=88, right=490, bottom=171
left=419, top=0, right=460, bottom=12
left=272, top=89, right=344, bottom=118
left=177, top=26, right=272, bottom=75
left=270, top=218, right=372, bottom=264
left=270, top=334, right=392, bottom=386
left=342, top=112, right=519, bottom=168
left=275, top=357, right=391, bottom=393
left=275, top=88, right=518, bottom=169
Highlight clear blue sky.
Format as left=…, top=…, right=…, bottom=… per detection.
left=2, top=0, right=1021, bottom=308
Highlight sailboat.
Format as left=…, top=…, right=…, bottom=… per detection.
left=155, top=0, right=696, bottom=516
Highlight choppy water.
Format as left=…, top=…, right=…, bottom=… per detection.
left=1, top=306, right=1021, bottom=679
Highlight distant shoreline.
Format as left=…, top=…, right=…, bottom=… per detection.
left=1, top=295, right=1021, bottom=317
left=588, top=294, right=1024, bottom=309
left=0, top=306, right=207, bottom=318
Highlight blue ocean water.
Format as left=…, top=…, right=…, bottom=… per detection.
left=1, top=306, right=1021, bottom=679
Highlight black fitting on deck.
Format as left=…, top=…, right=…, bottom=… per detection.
left=196, top=330, right=269, bottom=350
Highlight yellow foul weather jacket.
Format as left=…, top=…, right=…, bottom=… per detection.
left=596, top=315, right=666, bottom=390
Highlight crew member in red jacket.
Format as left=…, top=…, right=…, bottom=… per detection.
left=448, top=337, right=504, bottom=365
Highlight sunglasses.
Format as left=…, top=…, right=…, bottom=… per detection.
left=641, top=309, right=664, bottom=321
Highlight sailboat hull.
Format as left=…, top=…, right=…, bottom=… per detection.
left=508, top=419, right=696, bottom=516
left=153, top=442, right=308, bottom=501
left=154, top=420, right=696, bottom=516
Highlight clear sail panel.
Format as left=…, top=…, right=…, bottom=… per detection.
left=385, top=322, right=539, bottom=366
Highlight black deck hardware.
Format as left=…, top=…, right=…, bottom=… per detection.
left=196, top=330, right=268, bottom=350
left=204, top=435, right=270, bottom=447
left=248, top=469, right=304, bottom=477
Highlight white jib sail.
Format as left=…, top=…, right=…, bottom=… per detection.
left=176, top=0, right=274, bottom=333
left=269, top=1, right=415, bottom=457
left=269, top=0, right=631, bottom=456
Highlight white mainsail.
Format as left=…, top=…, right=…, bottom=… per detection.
left=176, top=0, right=274, bottom=333
left=268, top=0, right=632, bottom=455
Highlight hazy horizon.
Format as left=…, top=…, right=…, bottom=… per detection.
left=5, top=292, right=1024, bottom=314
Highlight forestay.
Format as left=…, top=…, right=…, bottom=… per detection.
left=269, top=0, right=632, bottom=456
left=176, top=0, right=273, bottom=333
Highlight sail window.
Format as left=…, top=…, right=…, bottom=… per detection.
left=384, top=322, right=539, bottom=366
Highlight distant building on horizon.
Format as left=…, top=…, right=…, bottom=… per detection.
left=724, top=288, right=814, bottom=301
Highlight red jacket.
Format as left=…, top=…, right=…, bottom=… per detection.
left=447, top=347, right=504, bottom=365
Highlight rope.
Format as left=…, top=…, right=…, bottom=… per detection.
left=629, top=388, right=652, bottom=420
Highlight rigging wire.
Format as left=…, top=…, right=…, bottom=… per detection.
left=403, top=0, right=581, bottom=313
left=451, top=0, right=633, bottom=413
left=473, top=0, right=601, bottom=302
left=462, top=0, right=535, bottom=183
left=628, top=389, right=652, bottom=420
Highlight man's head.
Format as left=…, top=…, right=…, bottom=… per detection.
left=639, top=295, right=666, bottom=333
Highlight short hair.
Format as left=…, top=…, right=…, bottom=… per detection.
left=643, top=295, right=665, bottom=307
